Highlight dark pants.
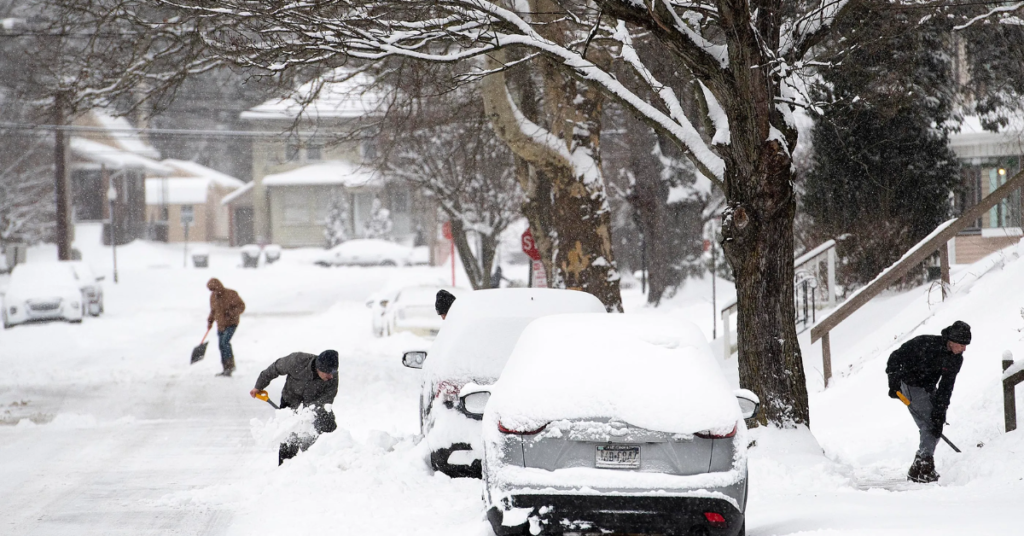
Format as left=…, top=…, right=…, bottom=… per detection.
left=902, top=382, right=939, bottom=457
left=218, top=325, right=237, bottom=370
left=279, top=434, right=316, bottom=465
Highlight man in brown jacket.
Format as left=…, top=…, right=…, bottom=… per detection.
left=250, top=350, right=339, bottom=464
left=207, top=278, right=245, bottom=376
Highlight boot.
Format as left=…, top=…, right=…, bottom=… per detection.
left=907, top=454, right=925, bottom=482
left=918, top=456, right=939, bottom=483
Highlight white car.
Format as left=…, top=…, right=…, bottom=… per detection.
left=382, top=285, right=458, bottom=338
left=466, top=314, right=758, bottom=536
left=365, top=276, right=450, bottom=337
left=401, top=288, right=606, bottom=478
left=2, top=262, right=86, bottom=328
left=316, top=239, right=412, bottom=267
left=69, top=261, right=104, bottom=316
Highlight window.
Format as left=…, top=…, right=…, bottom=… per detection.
left=282, top=190, right=308, bottom=224
left=392, top=189, right=409, bottom=214
left=360, top=139, right=378, bottom=162
left=286, top=144, right=300, bottom=161
left=306, top=144, right=322, bottom=161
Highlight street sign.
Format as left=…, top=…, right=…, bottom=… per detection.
left=442, top=221, right=452, bottom=241
left=180, top=205, right=195, bottom=226
left=531, top=260, right=547, bottom=288
left=521, top=229, right=540, bottom=261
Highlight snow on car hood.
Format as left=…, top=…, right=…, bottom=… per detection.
left=424, top=289, right=605, bottom=383
left=487, top=313, right=741, bottom=436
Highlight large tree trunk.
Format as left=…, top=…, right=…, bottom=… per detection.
left=720, top=141, right=809, bottom=426
left=480, top=53, right=623, bottom=311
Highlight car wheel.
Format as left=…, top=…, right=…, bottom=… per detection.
left=380, top=260, right=397, bottom=267
left=99, top=302, right=104, bottom=315
left=2, top=312, right=9, bottom=329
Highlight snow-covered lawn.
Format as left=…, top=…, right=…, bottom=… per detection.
left=0, top=224, right=1021, bottom=535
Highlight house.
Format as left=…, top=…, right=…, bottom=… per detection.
left=948, top=116, right=1024, bottom=264
left=145, top=160, right=245, bottom=243
left=69, top=110, right=170, bottom=244
left=237, top=71, right=437, bottom=250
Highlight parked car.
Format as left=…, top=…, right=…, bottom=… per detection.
left=68, top=261, right=104, bottom=316
left=2, top=262, right=86, bottom=328
left=316, top=239, right=412, bottom=267
left=365, top=276, right=450, bottom=337
left=401, top=288, right=606, bottom=478
left=462, top=313, right=758, bottom=536
left=383, top=285, right=458, bottom=338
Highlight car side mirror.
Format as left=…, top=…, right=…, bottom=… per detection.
left=458, top=383, right=491, bottom=420
left=735, top=389, right=760, bottom=420
left=365, top=299, right=374, bottom=309
left=96, top=275, right=106, bottom=282
left=380, top=300, right=389, bottom=308
left=402, top=351, right=427, bottom=369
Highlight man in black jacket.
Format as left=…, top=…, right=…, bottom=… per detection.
left=250, top=350, right=340, bottom=465
left=885, top=320, right=970, bottom=483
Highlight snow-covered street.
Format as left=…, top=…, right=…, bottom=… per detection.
left=2, top=231, right=1023, bottom=535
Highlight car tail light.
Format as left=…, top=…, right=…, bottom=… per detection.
left=695, top=423, right=737, bottom=439
left=703, top=512, right=727, bottom=528
left=498, top=421, right=547, bottom=435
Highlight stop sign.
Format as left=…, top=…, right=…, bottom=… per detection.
left=521, top=229, right=541, bottom=261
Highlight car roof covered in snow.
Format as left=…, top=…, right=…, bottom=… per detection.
left=424, top=288, right=606, bottom=383
left=487, top=313, right=741, bottom=435
left=9, top=262, right=80, bottom=292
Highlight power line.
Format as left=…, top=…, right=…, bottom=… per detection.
left=0, top=122, right=357, bottom=138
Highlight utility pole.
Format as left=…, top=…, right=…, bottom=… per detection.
left=54, top=91, right=71, bottom=260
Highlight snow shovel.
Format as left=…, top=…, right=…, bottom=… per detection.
left=254, top=390, right=280, bottom=410
left=190, top=327, right=211, bottom=364
left=896, top=391, right=962, bottom=453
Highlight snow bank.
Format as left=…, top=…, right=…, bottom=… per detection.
left=489, top=314, right=740, bottom=435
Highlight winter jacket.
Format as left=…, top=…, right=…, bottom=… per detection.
left=207, top=278, right=245, bottom=329
left=254, top=352, right=339, bottom=434
left=885, top=335, right=963, bottom=423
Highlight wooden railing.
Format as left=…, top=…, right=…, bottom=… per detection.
left=1003, top=351, right=1024, bottom=432
left=811, top=168, right=1024, bottom=386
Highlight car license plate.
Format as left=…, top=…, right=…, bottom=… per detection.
left=596, top=444, right=640, bottom=469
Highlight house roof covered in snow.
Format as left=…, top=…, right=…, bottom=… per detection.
left=240, top=71, right=383, bottom=121
left=162, top=159, right=245, bottom=189
left=221, top=181, right=254, bottom=206
left=262, top=160, right=382, bottom=188
left=70, top=138, right=172, bottom=175
left=145, top=178, right=210, bottom=205
left=949, top=116, right=1024, bottom=160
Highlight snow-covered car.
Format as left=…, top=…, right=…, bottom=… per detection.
left=365, top=276, right=450, bottom=337
left=465, top=314, right=758, bottom=536
left=401, top=288, right=606, bottom=478
left=2, top=262, right=86, bottom=328
left=69, top=261, right=104, bottom=316
left=382, top=285, right=458, bottom=338
left=315, top=239, right=413, bottom=267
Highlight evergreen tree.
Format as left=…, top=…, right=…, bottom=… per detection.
left=363, top=198, right=393, bottom=240
left=323, top=194, right=350, bottom=248
left=802, top=2, right=961, bottom=287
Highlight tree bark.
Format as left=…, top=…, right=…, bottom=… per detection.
left=480, top=53, right=623, bottom=311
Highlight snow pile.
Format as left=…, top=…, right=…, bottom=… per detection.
left=249, top=406, right=319, bottom=447
left=488, top=314, right=740, bottom=435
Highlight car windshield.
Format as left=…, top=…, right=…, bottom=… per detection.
left=10, top=263, right=78, bottom=290
left=395, top=286, right=450, bottom=305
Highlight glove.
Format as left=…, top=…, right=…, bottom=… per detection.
left=888, top=388, right=898, bottom=399
left=931, top=414, right=945, bottom=437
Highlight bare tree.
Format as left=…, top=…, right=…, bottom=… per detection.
left=375, top=73, right=522, bottom=290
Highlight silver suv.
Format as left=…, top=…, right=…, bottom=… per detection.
left=401, top=288, right=605, bottom=478
left=464, top=314, right=758, bottom=536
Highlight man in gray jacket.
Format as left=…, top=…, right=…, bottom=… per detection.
left=250, top=350, right=339, bottom=464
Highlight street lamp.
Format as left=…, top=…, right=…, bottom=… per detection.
left=107, top=182, right=118, bottom=283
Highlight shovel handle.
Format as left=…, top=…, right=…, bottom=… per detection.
left=896, top=391, right=961, bottom=453
left=200, top=327, right=212, bottom=345
left=896, top=391, right=911, bottom=406
left=255, top=390, right=280, bottom=409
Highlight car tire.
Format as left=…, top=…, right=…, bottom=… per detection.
left=2, top=312, right=9, bottom=329
left=380, top=260, right=397, bottom=267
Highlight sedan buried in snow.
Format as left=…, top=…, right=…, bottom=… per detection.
left=2, top=262, right=86, bottom=328
left=315, top=239, right=413, bottom=267
left=468, top=314, right=758, bottom=536
left=401, top=288, right=606, bottom=478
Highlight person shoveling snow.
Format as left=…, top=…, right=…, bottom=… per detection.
left=207, top=278, right=246, bottom=377
left=249, top=350, right=339, bottom=465
left=885, top=320, right=970, bottom=483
